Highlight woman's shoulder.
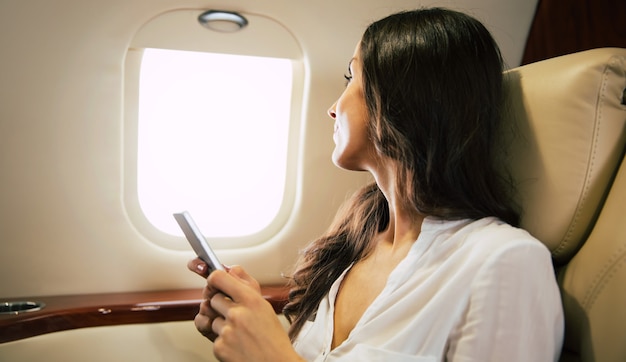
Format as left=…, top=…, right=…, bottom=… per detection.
left=461, top=216, right=553, bottom=268
left=425, top=216, right=552, bottom=263
left=469, top=216, right=546, bottom=246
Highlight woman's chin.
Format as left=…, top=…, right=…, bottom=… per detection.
left=331, top=152, right=365, bottom=172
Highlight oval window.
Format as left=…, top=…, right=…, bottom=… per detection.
left=124, top=10, right=303, bottom=249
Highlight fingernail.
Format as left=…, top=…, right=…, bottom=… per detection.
left=197, top=263, right=206, bottom=273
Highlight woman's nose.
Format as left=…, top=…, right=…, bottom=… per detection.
left=327, top=103, right=337, bottom=119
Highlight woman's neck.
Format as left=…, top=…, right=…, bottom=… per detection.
left=372, top=166, right=424, bottom=249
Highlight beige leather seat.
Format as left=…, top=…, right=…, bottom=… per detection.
left=503, top=48, right=626, bottom=362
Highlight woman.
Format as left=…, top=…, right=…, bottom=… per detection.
left=188, top=8, right=564, bottom=361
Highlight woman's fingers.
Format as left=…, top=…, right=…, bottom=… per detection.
left=196, top=266, right=303, bottom=361
left=199, top=296, right=220, bottom=319
left=187, top=258, right=210, bottom=278
left=211, top=314, right=227, bottom=336
left=195, top=287, right=222, bottom=342
left=227, top=265, right=261, bottom=293
left=209, top=292, right=234, bottom=319
left=206, top=269, right=259, bottom=304
left=194, top=304, right=218, bottom=341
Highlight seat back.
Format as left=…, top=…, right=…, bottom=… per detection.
left=503, top=48, right=626, bottom=362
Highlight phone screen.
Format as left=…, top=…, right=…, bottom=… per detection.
left=173, top=211, right=225, bottom=273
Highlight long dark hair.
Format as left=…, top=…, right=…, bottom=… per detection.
left=283, top=7, right=519, bottom=340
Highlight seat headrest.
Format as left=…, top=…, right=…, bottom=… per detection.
left=502, top=48, right=626, bottom=264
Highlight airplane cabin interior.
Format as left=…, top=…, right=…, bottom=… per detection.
left=1, top=0, right=625, bottom=361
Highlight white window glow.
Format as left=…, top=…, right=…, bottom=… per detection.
left=137, top=48, right=293, bottom=237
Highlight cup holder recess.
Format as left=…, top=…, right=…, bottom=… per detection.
left=0, top=301, right=46, bottom=315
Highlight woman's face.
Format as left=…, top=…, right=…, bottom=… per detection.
left=327, top=43, right=376, bottom=172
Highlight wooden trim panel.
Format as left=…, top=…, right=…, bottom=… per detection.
left=0, top=286, right=289, bottom=344
left=522, top=0, right=626, bottom=64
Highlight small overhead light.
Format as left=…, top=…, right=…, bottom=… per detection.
left=198, top=10, right=248, bottom=33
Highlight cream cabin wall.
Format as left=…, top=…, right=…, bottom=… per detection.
left=0, top=0, right=537, bottom=306
left=0, top=0, right=538, bottom=360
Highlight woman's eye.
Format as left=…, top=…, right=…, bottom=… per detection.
left=344, top=74, right=353, bottom=86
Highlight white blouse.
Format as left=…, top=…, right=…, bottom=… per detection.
left=292, top=217, right=564, bottom=362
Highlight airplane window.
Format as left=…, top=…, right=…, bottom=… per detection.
left=137, top=48, right=293, bottom=237
left=123, top=10, right=303, bottom=249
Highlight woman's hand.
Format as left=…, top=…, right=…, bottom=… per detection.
left=187, top=257, right=211, bottom=278
left=192, top=264, right=304, bottom=362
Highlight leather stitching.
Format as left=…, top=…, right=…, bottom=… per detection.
left=575, top=55, right=626, bottom=309
left=551, top=59, right=610, bottom=257
left=551, top=55, right=626, bottom=259
left=582, top=244, right=626, bottom=309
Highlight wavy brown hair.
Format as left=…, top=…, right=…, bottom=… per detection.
left=283, top=7, right=519, bottom=340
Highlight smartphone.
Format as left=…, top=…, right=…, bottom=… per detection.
left=173, top=211, right=225, bottom=273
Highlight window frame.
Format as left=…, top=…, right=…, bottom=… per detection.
left=122, top=9, right=304, bottom=250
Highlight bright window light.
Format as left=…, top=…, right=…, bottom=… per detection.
left=137, top=48, right=293, bottom=237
